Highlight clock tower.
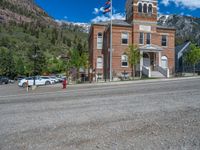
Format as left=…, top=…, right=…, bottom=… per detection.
left=126, top=0, right=158, bottom=24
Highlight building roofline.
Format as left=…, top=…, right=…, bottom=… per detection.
left=177, top=41, right=191, bottom=59
left=91, top=20, right=132, bottom=27
left=157, top=26, right=176, bottom=30
left=91, top=23, right=132, bottom=27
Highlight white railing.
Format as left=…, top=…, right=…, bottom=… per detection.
left=157, top=66, right=169, bottom=78
left=142, top=66, right=151, bottom=77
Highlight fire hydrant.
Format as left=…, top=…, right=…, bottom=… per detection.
left=62, top=78, right=67, bottom=89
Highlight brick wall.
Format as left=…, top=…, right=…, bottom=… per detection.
left=89, top=0, right=175, bottom=80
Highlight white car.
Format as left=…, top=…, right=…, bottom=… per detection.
left=18, top=76, right=54, bottom=88
left=49, top=76, right=59, bottom=83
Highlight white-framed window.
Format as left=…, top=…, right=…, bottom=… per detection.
left=121, top=32, right=129, bottom=45
left=143, top=3, right=147, bottom=13
left=97, top=32, right=103, bottom=49
left=161, top=35, right=168, bottom=46
left=161, top=56, right=168, bottom=68
left=97, top=56, right=103, bottom=69
left=148, top=4, right=153, bottom=14
left=121, top=55, right=128, bottom=67
left=139, top=32, right=144, bottom=44
left=138, top=3, right=142, bottom=13
left=146, top=33, right=151, bottom=45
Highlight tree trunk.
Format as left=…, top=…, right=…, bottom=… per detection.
left=131, top=65, right=134, bottom=78
left=132, top=65, right=135, bottom=80
left=76, top=68, right=80, bottom=83
left=193, top=64, right=196, bottom=76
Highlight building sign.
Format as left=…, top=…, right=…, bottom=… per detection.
left=139, top=25, right=151, bottom=32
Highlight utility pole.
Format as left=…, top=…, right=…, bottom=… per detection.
left=32, top=45, right=38, bottom=87
left=109, top=0, right=113, bottom=82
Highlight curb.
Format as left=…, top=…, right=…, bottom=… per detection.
left=47, top=76, right=200, bottom=88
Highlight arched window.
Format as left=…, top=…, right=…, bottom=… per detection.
left=138, top=3, right=142, bottom=13
left=143, top=3, right=147, bottom=13
left=161, top=56, right=168, bottom=68
left=97, top=32, right=103, bottom=49
left=148, top=4, right=153, bottom=14
left=97, top=56, right=103, bottom=69
left=121, top=54, right=128, bottom=67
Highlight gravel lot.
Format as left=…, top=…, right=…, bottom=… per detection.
left=0, top=78, right=200, bottom=150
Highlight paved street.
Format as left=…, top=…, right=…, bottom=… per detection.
left=0, top=78, right=200, bottom=150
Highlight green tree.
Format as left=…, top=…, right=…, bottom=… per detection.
left=27, top=44, right=46, bottom=75
left=15, top=58, right=25, bottom=75
left=0, top=47, right=16, bottom=78
left=81, top=52, right=89, bottom=69
left=47, top=57, right=65, bottom=74
left=69, top=49, right=88, bottom=81
left=184, top=44, right=200, bottom=75
left=126, top=44, right=141, bottom=79
left=69, top=49, right=82, bottom=81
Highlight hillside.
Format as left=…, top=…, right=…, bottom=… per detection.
left=0, top=0, right=88, bottom=78
left=0, top=0, right=56, bottom=25
left=158, top=15, right=200, bottom=45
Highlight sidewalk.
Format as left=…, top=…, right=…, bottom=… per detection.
left=48, top=76, right=200, bottom=88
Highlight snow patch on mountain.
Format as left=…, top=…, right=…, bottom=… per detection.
left=55, top=20, right=90, bottom=33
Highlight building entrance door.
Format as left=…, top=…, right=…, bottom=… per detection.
left=143, top=53, right=150, bottom=67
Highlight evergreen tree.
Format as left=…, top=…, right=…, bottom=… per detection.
left=27, top=44, right=46, bottom=75
left=15, top=58, right=25, bottom=75
left=0, top=47, right=16, bottom=78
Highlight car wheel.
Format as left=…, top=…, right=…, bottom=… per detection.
left=45, top=81, right=51, bottom=85
left=22, top=83, right=27, bottom=88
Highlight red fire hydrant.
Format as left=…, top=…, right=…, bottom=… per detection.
left=62, top=78, right=67, bottom=89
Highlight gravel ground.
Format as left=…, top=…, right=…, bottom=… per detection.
left=0, top=78, right=200, bottom=150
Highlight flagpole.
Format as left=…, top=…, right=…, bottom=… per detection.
left=109, top=0, right=113, bottom=81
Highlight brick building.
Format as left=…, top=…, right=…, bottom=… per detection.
left=89, top=0, right=176, bottom=81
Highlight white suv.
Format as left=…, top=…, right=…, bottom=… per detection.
left=18, top=76, right=54, bottom=88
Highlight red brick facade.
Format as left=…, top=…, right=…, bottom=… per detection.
left=89, top=0, right=175, bottom=81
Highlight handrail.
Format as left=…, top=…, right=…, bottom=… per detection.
left=142, top=66, right=151, bottom=77
left=157, top=66, right=169, bottom=78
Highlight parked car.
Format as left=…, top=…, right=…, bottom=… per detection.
left=56, top=75, right=67, bottom=83
left=49, top=76, right=59, bottom=83
left=40, top=76, right=55, bottom=84
left=0, top=76, right=9, bottom=85
left=18, top=76, right=54, bottom=88
left=16, top=76, right=26, bottom=82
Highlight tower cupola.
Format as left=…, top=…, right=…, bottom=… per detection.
left=126, top=0, right=158, bottom=23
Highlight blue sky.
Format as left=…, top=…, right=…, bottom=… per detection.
left=35, top=0, right=200, bottom=23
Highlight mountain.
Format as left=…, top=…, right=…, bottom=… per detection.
left=0, top=0, right=56, bottom=26
left=0, top=0, right=88, bottom=78
left=56, top=20, right=90, bottom=33
left=158, top=14, right=200, bottom=45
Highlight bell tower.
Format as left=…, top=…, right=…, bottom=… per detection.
left=126, top=0, right=158, bottom=24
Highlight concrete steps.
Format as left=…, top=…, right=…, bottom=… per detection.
left=151, top=71, right=165, bottom=78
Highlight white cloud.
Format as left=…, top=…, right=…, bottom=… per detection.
left=93, top=7, right=104, bottom=14
left=91, top=13, right=125, bottom=23
left=161, top=0, right=170, bottom=6
left=161, top=0, right=200, bottom=9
